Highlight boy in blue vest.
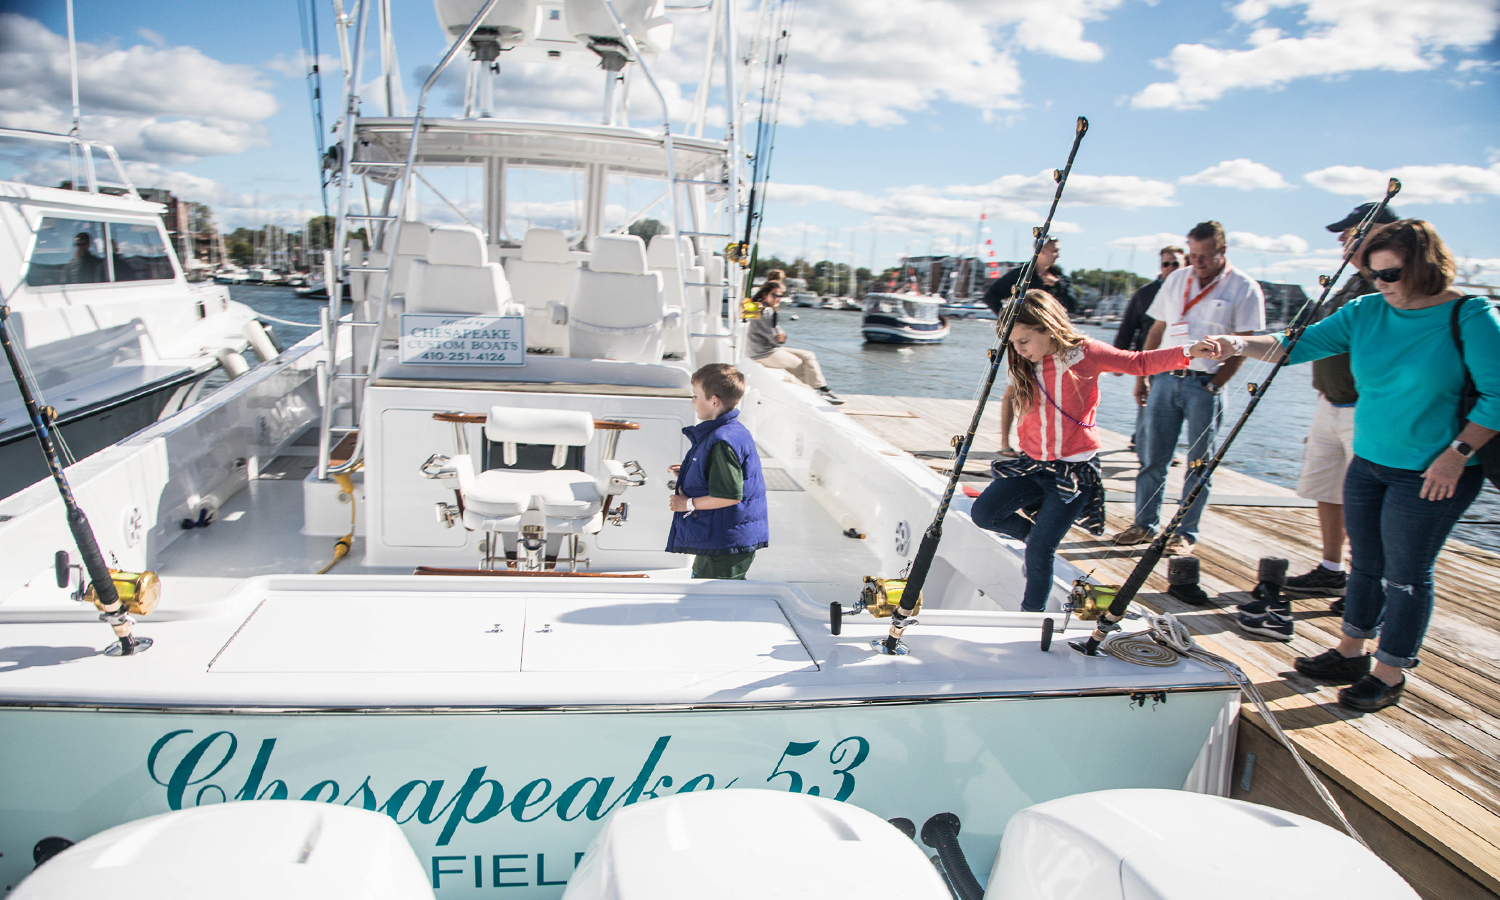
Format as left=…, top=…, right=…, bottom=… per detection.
left=666, top=364, right=769, bottom=579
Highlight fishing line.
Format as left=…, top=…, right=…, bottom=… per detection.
left=1080, top=179, right=1403, bottom=656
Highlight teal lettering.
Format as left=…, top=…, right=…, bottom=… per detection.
left=301, top=780, right=340, bottom=803
left=436, top=767, right=506, bottom=845
left=233, top=738, right=277, bottom=801
left=382, top=780, right=444, bottom=825
left=510, top=778, right=555, bottom=822
left=554, top=776, right=615, bottom=822
left=537, top=853, right=568, bottom=887
left=677, top=774, right=714, bottom=792
left=493, top=854, right=527, bottom=887
left=432, top=856, right=465, bottom=889
left=161, top=731, right=238, bottom=810
left=343, top=776, right=378, bottom=810
left=603, top=735, right=671, bottom=814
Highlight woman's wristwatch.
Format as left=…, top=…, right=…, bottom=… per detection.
left=1451, top=439, right=1475, bottom=459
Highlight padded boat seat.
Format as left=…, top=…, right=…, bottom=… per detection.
left=505, top=227, right=577, bottom=354
left=458, top=464, right=604, bottom=518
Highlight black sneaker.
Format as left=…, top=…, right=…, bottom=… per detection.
left=1236, top=594, right=1290, bottom=616
left=817, top=386, right=845, bottom=405
left=1238, top=610, right=1293, bottom=641
left=1329, top=598, right=1344, bottom=615
left=1293, top=648, right=1371, bottom=682
left=1339, top=674, right=1405, bottom=713
left=1284, top=565, right=1347, bottom=597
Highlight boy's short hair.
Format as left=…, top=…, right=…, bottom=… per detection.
left=692, top=363, right=746, bottom=408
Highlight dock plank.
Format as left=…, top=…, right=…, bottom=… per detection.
left=843, top=394, right=1500, bottom=900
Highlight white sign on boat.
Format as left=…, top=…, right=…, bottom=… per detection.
left=399, top=314, right=526, bottom=366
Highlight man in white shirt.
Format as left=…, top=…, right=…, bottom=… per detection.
left=1114, top=221, right=1265, bottom=554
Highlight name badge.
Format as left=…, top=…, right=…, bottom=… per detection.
left=1168, top=321, right=1191, bottom=343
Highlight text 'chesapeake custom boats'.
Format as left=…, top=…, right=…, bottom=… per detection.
left=0, top=3, right=1240, bottom=896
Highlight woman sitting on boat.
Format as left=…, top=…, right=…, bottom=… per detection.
left=745, top=280, right=844, bottom=405
left=1202, top=219, right=1500, bottom=713
left=971, top=290, right=1219, bottom=612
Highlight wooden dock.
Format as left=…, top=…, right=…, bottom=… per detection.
left=843, top=395, right=1500, bottom=900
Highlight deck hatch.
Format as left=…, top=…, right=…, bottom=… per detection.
left=207, top=593, right=526, bottom=673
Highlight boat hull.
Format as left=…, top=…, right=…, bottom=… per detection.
left=0, top=690, right=1234, bottom=897
left=861, top=320, right=951, bottom=344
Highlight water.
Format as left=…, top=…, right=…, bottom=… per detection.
left=228, top=291, right=1498, bottom=553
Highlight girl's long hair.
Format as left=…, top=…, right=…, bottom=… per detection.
left=1003, top=289, right=1087, bottom=416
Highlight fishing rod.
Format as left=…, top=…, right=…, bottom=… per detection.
left=0, top=303, right=155, bottom=656
left=878, top=116, right=1089, bottom=655
left=1076, top=177, right=1401, bottom=657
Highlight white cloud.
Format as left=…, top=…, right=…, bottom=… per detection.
left=1131, top=0, right=1499, bottom=110
left=1252, top=255, right=1343, bottom=276
left=264, top=52, right=341, bottom=79
left=0, top=13, right=278, bottom=165
left=1108, top=232, right=1189, bottom=251
left=1304, top=162, right=1500, bottom=204
left=1229, top=231, right=1309, bottom=253
left=763, top=0, right=1122, bottom=127
left=955, top=170, right=1178, bottom=209
left=1180, top=159, right=1290, bottom=190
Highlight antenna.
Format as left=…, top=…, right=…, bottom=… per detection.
left=66, top=0, right=81, bottom=135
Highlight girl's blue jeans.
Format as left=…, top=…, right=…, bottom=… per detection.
left=970, top=468, right=1086, bottom=612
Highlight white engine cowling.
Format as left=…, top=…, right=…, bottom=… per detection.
left=12, top=801, right=435, bottom=900
left=985, top=789, right=1418, bottom=900
left=562, top=788, right=949, bottom=900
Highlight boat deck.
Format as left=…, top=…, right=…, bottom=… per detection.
left=842, top=394, right=1500, bottom=900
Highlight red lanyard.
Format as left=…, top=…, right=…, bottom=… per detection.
left=1181, top=263, right=1230, bottom=316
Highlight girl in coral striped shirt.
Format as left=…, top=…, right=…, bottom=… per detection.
left=971, top=291, right=1218, bottom=611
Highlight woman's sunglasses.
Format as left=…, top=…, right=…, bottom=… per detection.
left=1370, top=266, right=1402, bottom=283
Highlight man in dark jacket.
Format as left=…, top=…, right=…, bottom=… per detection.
left=982, top=238, right=1078, bottom=316
left=1114, top=246, right=1186, bottom=453
left=1115, top=246, right=1186, bottom=352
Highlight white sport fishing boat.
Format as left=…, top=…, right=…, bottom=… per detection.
left=0, top=3, right=1251, bottom=896
left=861, top=291, right=950, bottom=343
left=0, top=128, right=262, bottom=499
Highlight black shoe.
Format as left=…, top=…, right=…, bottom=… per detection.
left=1339, top=674, right=1405, bottom=712
left=1236, top=595, right=1290, bottom=616
left=1238, top=610, right=1293, bottom=641
left=817, top=386, right=845, bottom=405
left=1294, top=648, right=1371, bottom=683
left=1168, top=583, right=1214, bottom=606
left=1284, top=565, right=1347, bottom=597
left=1329, top=598, right=1344, bottom=615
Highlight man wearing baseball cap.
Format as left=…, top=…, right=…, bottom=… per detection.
left=1238, top=201, right=1399, bottom=641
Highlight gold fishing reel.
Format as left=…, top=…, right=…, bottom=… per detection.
left=740, top=298, right=763, bottom=320
left=85, top=570, right=162, bottom=616
left=1068, top=577, right=1117, bottom=622
left=725, top=242, right=748, bottom=265
left=861, top=576, right=922, bottom=618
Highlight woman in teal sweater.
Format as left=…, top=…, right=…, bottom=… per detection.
left=1205, top=220, right=1499, bottom=713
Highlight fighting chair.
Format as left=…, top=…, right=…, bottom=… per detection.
left=421, top=407, right=645, bottom=571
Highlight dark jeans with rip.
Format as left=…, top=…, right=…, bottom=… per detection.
left=971, top=468, right=1087, bottom=612
left=1341, top=455, right=1482, bottom=669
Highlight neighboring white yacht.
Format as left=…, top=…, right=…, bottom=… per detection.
left=0, top=3, right=1247, bottom=897
left=0, top=128, right=260, bottom=498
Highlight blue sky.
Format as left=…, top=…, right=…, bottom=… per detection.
left=2, top=0, right=1497, bottom=294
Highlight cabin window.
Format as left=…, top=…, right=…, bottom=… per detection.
left=24, top=218, right=110, bottom=286
left=109, top=223, right=174, bottom=281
